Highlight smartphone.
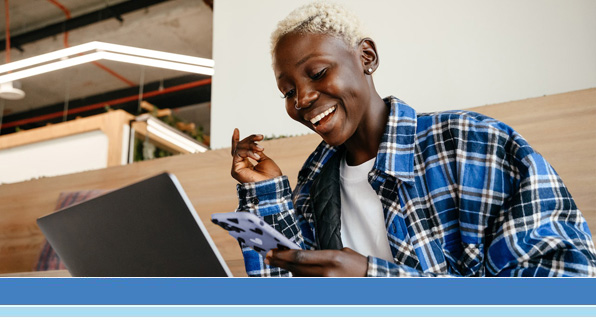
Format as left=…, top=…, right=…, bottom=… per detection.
left=211, top=211, right=300, bottom=257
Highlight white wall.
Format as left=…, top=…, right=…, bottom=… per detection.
left=211, top=0, right=596, bottom=149
left=0, top=131, right=109, bottom=184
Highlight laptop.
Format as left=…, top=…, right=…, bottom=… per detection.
left=37, top=172, right=233, bottom=277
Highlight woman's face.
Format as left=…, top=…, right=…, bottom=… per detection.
left=273, top=32, right=371, bottom=146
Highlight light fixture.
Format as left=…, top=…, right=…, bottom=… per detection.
left=136, top=114, right=208, bottom=154
left=0, top=81, right=25, bottom=100
left=0, top=52, right=104, bottom=84
left=0, top=41, right=214, bottom=84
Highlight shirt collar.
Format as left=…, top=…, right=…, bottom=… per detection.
left=373, top=96, right=417, bottom=184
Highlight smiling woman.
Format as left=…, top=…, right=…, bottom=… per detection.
left=274, top=33, right=385, bottom=154
left=228, top=1, right=596, bottom=277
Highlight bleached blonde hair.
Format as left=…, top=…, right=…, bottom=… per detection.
left=270, top=1, right=368, bottom=55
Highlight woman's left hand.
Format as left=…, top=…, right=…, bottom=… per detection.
left=264, top=247, right=368, bottom=277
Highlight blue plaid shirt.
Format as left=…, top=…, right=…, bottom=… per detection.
left=236, top=97, right=596, bottom=277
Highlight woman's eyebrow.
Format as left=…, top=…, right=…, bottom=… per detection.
left=276, top=53, right=325, bottom=80
left=295, top=53, right=322, bottom=67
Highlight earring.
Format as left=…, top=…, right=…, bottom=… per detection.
left=366, top=68, right=373, bottom=74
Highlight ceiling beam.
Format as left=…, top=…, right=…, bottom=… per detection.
left=0, top=0, right=170, bottom=53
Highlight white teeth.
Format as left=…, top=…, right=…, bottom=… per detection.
left=309, top=106, right=336, bottom=124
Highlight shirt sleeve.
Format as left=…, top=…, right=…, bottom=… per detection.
left=235, top=176, right=306, bottom=277
left=485, top=152, right=596, bottom=276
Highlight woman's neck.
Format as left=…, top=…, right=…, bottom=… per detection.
left=343, top=93, right=389, bottom=166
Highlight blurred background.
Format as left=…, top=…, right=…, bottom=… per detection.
left=0, top=0, right=213, bottom=183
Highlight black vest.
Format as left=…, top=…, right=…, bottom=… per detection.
left=309, top=149, right=344, bottom=250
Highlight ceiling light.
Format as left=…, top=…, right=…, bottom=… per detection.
left=0, top=52, right=104, bottom=84
left=0, top=81, right=26, bottom=100
left=95, top=42, right=214, bottom=68
left=0, top=42, right=99, bottom=74
left=100, top=52, right=214, bottom=75
left=136, top=114, right=208, bottom=153
left=0, top=41, right=214, bottom=83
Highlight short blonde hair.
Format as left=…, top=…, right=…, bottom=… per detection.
left=270, top=1, right=368, bottom=55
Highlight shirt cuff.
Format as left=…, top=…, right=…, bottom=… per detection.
left=367, top=256, right=392, bottom=277
left=366, top=256, right=427, bottom=277
left=236, top=176, right=294, bottom=217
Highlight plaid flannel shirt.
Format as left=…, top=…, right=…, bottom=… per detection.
left=236, top=96, right=596, bottom=277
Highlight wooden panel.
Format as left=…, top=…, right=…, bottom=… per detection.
left=102, top=111, right=135, bottom=166
left=0, top=270, right=71, bottom=277
left=0, top=88, right=594, bottom=276
left=0, top=110, right=134, bottom=167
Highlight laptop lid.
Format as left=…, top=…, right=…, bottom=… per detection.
left=37, top=172, right=232, bottom=277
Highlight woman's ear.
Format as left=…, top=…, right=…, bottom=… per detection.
left=359, top=38, right=379, bottom=75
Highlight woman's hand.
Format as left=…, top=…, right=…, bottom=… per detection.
left=231, top=128, right=283, bottom=184
left=264, top=247, right=368, bottom=277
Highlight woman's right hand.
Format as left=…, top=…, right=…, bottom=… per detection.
left=231, top=128, right=283, bottom=184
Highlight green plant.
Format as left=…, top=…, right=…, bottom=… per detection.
left=133, top=138, right=173, bottom=162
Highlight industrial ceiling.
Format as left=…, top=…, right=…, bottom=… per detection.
left=0, top=0, right=213, bottom=135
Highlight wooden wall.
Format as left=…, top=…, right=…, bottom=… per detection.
left=0, top=88, right=594, bottom=276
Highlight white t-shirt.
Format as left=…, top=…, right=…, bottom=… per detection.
left=339, top=155, right=394, bottom=262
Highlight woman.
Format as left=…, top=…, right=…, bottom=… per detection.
left=230, top=2, right=596, bottom=277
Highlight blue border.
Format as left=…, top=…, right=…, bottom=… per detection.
left=1, top=306, right=596, bottom=317
left=0, top=278, right=595, bottom=305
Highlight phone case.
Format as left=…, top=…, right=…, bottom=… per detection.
left=211, top=211, right=300, bottom=257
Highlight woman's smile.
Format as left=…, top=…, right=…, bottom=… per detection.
left=310, top=105, right=337, bottom=134
left=308, top=105, right=336, bottom=126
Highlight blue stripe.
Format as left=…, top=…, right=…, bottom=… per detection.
left=1, top=305, right=596, bottom=317
left=1, top=278, right=595, bottom=305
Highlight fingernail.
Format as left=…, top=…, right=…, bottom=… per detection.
left=255, top=145, right=264, bottom=151
left=252, top=152, right=260, bottom=160
left=264, top=258, right=270, bottom=265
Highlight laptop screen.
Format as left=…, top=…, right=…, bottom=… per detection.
left=37, top=172, right=232, bottom=277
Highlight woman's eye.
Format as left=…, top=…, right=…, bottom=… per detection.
left=311, top=68, right=326, bottom=80
left=282, top=89, right=295, bottom=99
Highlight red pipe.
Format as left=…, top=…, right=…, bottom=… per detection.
left=45, top=0, right=71, bottom=47
left=46, top=0, right=135, bottom=87
left=0, top=78, right=211, bottom=130
left=4, top=0, right=10, bottom=63
left=46, top=0, right=71, bottom=18
left=90, top=61, right=136, bottom=87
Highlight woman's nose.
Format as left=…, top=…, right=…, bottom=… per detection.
left=295, top=88, right=318, bottom=110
